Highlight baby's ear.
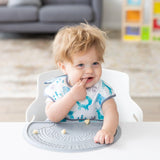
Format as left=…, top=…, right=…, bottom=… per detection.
left=58, top=62, right=67, bottom=74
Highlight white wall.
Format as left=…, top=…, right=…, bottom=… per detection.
left=102, top=0, right=122, bottom=30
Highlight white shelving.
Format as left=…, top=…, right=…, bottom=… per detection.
left=122, top=0, right=152, bottom=42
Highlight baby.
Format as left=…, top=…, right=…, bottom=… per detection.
left=45, top=23, right=119, bottom=144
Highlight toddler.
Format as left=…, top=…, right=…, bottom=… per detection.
left=45, top=23, right=119, bottom=144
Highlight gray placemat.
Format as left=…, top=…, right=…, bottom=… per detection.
left=23, top=120, right=121, bottom=152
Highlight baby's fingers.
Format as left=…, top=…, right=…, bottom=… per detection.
left=105, top=135, right=114, bottom=144
left=100, top=135, right=105, bottom=144
left=80, top=78, right=87, bottom=86
left=94, top=134, right=100, bottom=143
left=105, top=135, right=110, bottom=144
left=94, top=134, right=105, bottom=144
left=109, top=136, right=114, bottom=144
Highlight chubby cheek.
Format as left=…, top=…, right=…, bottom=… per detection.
left=96, top=69, right=102, bottom=80
left=69, top=71, right=82, bottom=85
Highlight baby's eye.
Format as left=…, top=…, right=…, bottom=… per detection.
left=76, top=63, right=84, bottom=68
left=92, top=62, right=99, bottom=66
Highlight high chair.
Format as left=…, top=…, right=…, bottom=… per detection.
left=26, top=68, right=143, bottom=122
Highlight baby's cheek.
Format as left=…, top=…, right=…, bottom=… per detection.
left=98, top=71, right=102, bottom=79
left=72, top=75, right=81, bottom=84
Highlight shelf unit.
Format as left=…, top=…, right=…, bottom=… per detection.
left=122, top=0, right=151, bottom=42
left=152, top=0, right=160, bottom=41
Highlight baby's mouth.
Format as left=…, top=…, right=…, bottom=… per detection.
left=82, top=77, right=94, bottom=83
left=88, top=77, right=93, bottom=80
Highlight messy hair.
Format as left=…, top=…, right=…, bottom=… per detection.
left=52, top=23, right=107, bottom=64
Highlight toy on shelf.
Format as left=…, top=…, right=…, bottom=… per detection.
left=126, top=10, right=141, bottom=22
left=127, top=0, right=142, bottom=6
left=141, top=26, right=150, bottom=41
left=153, top=1, right=160, bottom=14
left=153, top=19, right=160, bottom=29
left=126, top=26, right=140, bottom=35
left=123, top=26, right=141, bottom=40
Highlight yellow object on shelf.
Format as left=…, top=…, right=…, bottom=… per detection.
left=123, top=35, right=141, bottom=41
left=154, top=2, right=160, bottom=14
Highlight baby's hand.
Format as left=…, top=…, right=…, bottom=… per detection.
left=94, top=129, right=114, bottom=144
left=70, top=79, right=87, bottom=101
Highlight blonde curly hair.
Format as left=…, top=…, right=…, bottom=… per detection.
left=52, top=23, right=107, bottom=64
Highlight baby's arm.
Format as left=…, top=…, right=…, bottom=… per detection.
left=94, top=98, right=119, bottom=144
left=45, top=79, right=87, bottom=122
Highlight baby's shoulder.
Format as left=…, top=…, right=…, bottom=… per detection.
left=45, top=75, right=68, bottom=97
left=99, top=79, right=112, bottom=88
left=45, top=75, right=66, bottom=85
left=45, top=75, right=67, bottom=91
left=99, top=79, right=115, bottom=96
left=52, top=75, right=67, bottom=85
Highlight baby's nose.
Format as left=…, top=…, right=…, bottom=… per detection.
left=85, top=66, right=93, bottom=73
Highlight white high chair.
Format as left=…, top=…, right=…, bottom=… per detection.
left=26, top=68, right=143, bottom=122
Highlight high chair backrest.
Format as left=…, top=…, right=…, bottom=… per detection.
left=26, top=69, right=143, bottom=122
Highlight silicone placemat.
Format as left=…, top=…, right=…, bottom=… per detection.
left=23, top=120, right=121, bottom=152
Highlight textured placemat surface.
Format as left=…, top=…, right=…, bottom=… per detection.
left=23, top=120, right=121, bottom=152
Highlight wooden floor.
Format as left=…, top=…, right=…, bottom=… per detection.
left=0, top=97, right=160, bottom=122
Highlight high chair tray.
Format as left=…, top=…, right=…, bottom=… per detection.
left=23, top=120, right=121, bottom=152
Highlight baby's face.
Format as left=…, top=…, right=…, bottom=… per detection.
left=63, top=46, right=102, bottom=88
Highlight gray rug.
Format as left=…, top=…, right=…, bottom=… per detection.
left=23, top=120, right=121, bottom=152
left=0, top=37, right=160, bottom=97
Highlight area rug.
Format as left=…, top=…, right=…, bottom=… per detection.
left=0, top=37, right=160, bottom=98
